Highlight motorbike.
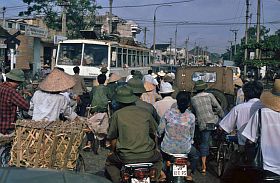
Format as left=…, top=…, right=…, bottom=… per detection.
left=163, top=153, right=190, bottom=183
left=121, top=162, right=157, bottom=183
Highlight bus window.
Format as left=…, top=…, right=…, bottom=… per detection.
left=83, top=44, right=108, bottom=67
left=123, top=49, right=127, bottom=67
left=57, top=43, right=82, bottom=66
left=144, top=52, right=149, bottom=66
left=117, top=48, right=122, bottom=67
left=128, top=49, right=132, bottom=67
left=111, top=47, right=117, bottom=67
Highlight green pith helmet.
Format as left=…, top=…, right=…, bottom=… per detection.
left=100, top=67, right=108, bottom=73
left=133, top=70, right=143, bottom=79
left=5, top=69, right=25, bottom=82
left=115, top=86, right=137, bottom=104
left=194, top=80, right=208, bottom=91
left=127, top=78, right=146, bottom=94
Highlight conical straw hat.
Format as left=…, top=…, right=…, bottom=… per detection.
left=108, top=73, right=121, bottom=83
left=39, top=68, right=76, bottom=92
left=260, top=79, right=280, bottom=112
left=144, top=81, right=156, bottom=92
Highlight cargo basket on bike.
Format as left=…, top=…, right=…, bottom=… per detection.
left=10, top=118, right=86, bottom=170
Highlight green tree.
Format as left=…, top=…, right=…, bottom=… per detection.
left=19, top=0, right=101, bottom=38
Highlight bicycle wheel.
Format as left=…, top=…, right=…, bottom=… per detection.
left=75, top=154, right=85, bottom=173
left=217, top=159, right=224, bottom=177
left=0, top=146, right=11, bottom=167
left=216, top=144, right=226, bottom=177
left=92, top=137, right=100, bottom=155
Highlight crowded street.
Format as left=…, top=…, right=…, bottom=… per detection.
left=1, top=0, right=280, bottom=183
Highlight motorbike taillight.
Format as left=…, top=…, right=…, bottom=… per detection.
left=174, top=158, right=188, bottom=165
left=149, top=167, right=157, bottom=181
left=134, top=168, right=148, bottom=180
left=122, top=172, right=130, bottom=182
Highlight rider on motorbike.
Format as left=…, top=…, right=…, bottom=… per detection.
left=158, top=91, right=199, bottom=182
left=105, top=86, right=162, bottom=183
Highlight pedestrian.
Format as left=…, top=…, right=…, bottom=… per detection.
left=107, top=73, right=122, bottom=113
left=191, top=80, right=224, bottom=174
left=143, top=69, right=159, bottom=86
left=28, top=68, right=77, bottom=122
left=242, top=79, right=280, bottom=178
left=105, top=86, right=162, bottom=183
left=141, top=81, right=162, bottom=105
left=234, top=77, right=245, bottom=105
left=163, top=74, right=178, bottom=99
left=125, top=70, right=135, bottom=82
left=158, top=91, right=199, bottom=181
left=219, top=81, right=264, bottom=146
left=100, top=66, right=108, bottom=75
left=153, top=82, right=176, bottom=118
left=72, top=66, right=88, bottom=116
left=0, top=69, right=29, bottom=134
left=127, top=78, right=160, bottom=124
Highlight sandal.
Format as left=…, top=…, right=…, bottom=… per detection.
left=83, top=145, right=91, bottom=151
left=185, top=176, right=194, bottom=182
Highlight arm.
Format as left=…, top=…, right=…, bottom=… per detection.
left=11, top=91, right=29, bottom=111
left=209, top=93, right=224, bottom=118
left=157, top=114, right=167, bottom=137
left=242, top=111, right=259, bottom=143
left=61, top=96, right=77, bottom=121
left=219, top=107, right=238, bottom=133
left=189, top=114, right=196, bottom=141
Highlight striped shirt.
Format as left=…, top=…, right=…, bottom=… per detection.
left=0, top=82, right=29, bottom=134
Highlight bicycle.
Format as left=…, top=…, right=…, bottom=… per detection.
left=0, top=133, right=14, bottom=167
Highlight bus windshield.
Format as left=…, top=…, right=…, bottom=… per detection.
left=83, top=44, right=108, bottom=67
left=57, top=43, right=83, bottom=66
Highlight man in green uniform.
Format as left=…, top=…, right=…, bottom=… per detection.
left=127, top=78, right=160, bottom=124
left=105, top=86, right=162, bottom=183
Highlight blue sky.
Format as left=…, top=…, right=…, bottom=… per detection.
left=2, top=0, right=280, bottom=53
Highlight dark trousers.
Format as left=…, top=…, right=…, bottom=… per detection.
left=77, top=93, right=91, bottom=117
left=105, top=151, right=162, bottom=183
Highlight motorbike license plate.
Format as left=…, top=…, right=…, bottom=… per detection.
left=131, top=177, right=150, bottom=183
left=173, top=165, right=187, bottom=176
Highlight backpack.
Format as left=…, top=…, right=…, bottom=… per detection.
left=91, top=85, right=109, bottom=113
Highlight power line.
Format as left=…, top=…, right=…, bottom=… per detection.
left=99, top=0, right=195, bottom=8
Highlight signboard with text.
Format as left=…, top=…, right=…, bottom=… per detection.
left=25, top=26, right=48, bottom=38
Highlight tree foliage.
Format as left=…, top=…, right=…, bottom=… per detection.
left=19, top=0, right=101, bottom=38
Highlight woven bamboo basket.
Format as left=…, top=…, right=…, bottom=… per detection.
left=10, top=117, right=86, bottom=170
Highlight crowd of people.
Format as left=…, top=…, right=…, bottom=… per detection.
left=0, top=66, right=280, bottom=183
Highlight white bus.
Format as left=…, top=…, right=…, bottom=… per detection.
left=55, top=39, right=152, bottom=86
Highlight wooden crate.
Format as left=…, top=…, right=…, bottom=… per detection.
left=10, top=118, right=86, bottom=170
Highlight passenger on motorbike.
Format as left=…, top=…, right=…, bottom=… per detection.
left=158, top=91, right=199, bottom=181
left=105, top=86, right=162, bottom=183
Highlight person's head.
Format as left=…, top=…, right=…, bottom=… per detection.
left=115, top=85, right=137, bottom=106
left=127, top=78, right=146, bottom=98
left=242, top=80, right=264, bottom=101
left=193, top=80, right=208, bottom=93
left=97, top=74, right=107, bottom=84
left=148, top=70, right=153, bottom=75
left=159, top=82, right=174, bottom=97
left=100, top=67, right=108, bottom=74
left=260, top=79, right=280, bottom=112
left=5, top=69, right=25, bottom=87
left=176, top=91, right=191, bottom=113
left=131, top=70, right=135, bottom=75
left=73, top=66, right=80, bottom=74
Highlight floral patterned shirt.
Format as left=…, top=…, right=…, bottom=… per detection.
left=158, top=107, right=195, bottom=154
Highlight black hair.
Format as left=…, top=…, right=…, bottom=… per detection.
left=6, top=78, right=21, bottom=83
left=161, top=92, right=172, bottom=98
left=131, top=70, right=135, bottom=75
left=176, top=91, right=191, bottom=113
left=73, top=66, right=80, bottom=74
left=97, top=74, right=107, bottom=84
left=134, top=93, right=142, bottom=98
left=148, top=70, right=153, bottom=75
left=242, top=81, right=264, bottom=101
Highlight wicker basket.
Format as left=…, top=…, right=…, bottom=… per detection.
left=10, top=118, right=86, bottom=170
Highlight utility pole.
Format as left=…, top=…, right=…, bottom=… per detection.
left=174, top=25, right=178, bottom=65
left=143, top=27, right=148, bottom=46
left=109, top=0, right=113, bottom=34
left=1, top=7, right=6, bottom=27
left=244, top=0, right=250, bottom=76
left=256, top=0, right=261, bottom=60
left=58, top=1, right=70, bottom=36
left=169, top=38, right=172, bottom=64
left=194, top=42, right=197, bottom=64
left=230, top=29, right=238, bottom=56
left=228, top=41, right=233, bottom=61
left=185, top=37, right=189, bottom=65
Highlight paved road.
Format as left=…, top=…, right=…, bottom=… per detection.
left=81, top=148, right=220, bottom=183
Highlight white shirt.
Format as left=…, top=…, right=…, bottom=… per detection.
left=143, top=74, right=158, bottom=85
left=242, top=108, right=280, bottom=175
left=153, top=96, right=177, bottom=118
left=28, top=90, right=77, bottom=122
left=219, top=98, right=264, bottom=145
left=125, top=75, right=133, bottom=82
